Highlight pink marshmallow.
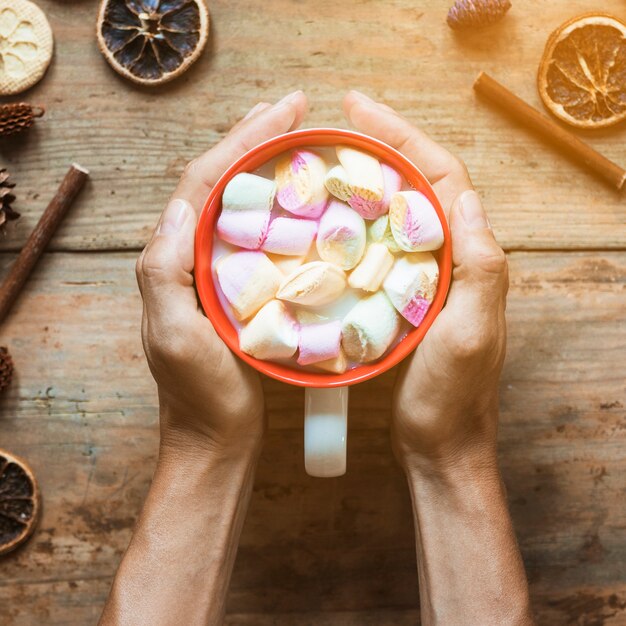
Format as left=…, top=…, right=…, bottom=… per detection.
left=297, top=320, right=342, bottom=366
left=262, top=217, right=318, bottom=256
left=216, top=251, right=282, bottom=321
left=276, top=150, right=329, bottom=218
left=389, top=191, right=444, bottom=252
left=217, top=173, right=275, bottom=249
left=348, top=164, right=402, bottom=220
left=216, top=210, right=270, bottom=250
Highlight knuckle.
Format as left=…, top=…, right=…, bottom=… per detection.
left=146, top=320, right=191, bottom=365
left=181, top=157, right=200, bottom=182
left=449, top=329, right=499, bottom=362
left=135, top=249, right=146, bottom=284
left=478, top=246, right=508, bottom=276
left=447, top=154, right=470, bottom=181
left=140, top=244, right=167, bottom=281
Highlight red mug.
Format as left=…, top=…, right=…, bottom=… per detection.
left=195, top=129, right=452, bottom=477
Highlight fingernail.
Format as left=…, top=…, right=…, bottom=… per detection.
left=243, top=102, right=266, bottom=120
left=459, top=190, right=490, bottom=230
left=350, top=90, right=375, bottom=103
left=159, top=199, right=190, bottom=235
left=274, top=90, right=303, bottom=108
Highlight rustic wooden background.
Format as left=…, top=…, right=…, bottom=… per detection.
left=1, top=1, right=625, bottom=624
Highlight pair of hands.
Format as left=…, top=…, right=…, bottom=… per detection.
left=136, top=90, right=509, bottom=472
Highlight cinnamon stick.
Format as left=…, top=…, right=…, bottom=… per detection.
left=474, top=72, right=626, bottom=190
left=0, top=164, right=89, bottom=324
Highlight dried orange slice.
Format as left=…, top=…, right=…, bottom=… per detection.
left=0, top=449, right=40, bottom=556
left=97, top=0, right=209, bottom=86
left=538, top=13, right=626, bottom=129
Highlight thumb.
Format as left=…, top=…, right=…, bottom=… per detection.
left=136, top=198, right=199, bottom=322
left=435, top=190, right=508, bottom=353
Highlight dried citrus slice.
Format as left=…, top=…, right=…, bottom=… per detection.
left=0, top=0, right=54, bottom=96
left=538, top=13, right=626, bottom=129
left=0, top=449, right=40, bottom=556
left=97, top=0, right=209, bottom=86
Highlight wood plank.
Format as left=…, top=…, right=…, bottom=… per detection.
left=0, top=249, right=624, bottom=624
left=1, top=0, right=625, bottom=253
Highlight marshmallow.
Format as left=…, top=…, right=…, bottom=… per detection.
left=368, top=214, right=402, bottom=254
left=348, top=243, right=394, bottom=292
left=335, top=145, right=384, bottom=202
left=383, top=252, right=439, bottom=327
left=314, top=348, right=349, bottom=374
left=262, top=217, right=317, bottom=256
left=217, top=173, right=275, bottom=249
left=324, top=165, right=352, bottom=202
left=297, top=320, right=342, bottom=366
left=266, top=253, right=306, bottom=277
left=351, top=164, right=403, bottom=219
left=240, top=300, right=299, bottom=360
left=326, top=163, right=402, bottom=220
left=389, top=191, right=444, bottom=252
left=341, top=291, right=400, bottom=363
left=275, top=149, right=329, bottom=218
left=277, top=261, right=346, bottom=307
left=316, top=200, right=366, bottom=270
left=216, top=251, right=282, bottom=321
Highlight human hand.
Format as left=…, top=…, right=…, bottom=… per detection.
left=344, top=91, right=508, bottom=472
left=136, top=91, right=308, bottom=459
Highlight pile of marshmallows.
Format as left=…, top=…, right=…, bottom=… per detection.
left=215, top=146, right=443, bottom=373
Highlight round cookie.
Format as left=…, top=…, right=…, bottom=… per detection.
left=0, top=0, right=54, bottom=95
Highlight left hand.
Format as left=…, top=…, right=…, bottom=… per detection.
left=135, top=91, right=308, bottom=458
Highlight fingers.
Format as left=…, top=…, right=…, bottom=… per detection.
left=437, top=190, right=508, bottom=358
left=135, top=199, right=203, bottom=338
left=343, top=90, right=472, bottom=215
left=175, top=90, right=308, bottom=213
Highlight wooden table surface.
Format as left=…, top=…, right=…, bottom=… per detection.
left=1, top=1, right=625, bottom=624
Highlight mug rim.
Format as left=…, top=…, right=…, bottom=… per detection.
left=194, top=128, right=453, bottom=388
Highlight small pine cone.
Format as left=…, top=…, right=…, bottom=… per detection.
left=0, top=347, right=14, bottom=392
left=447, top=0, right=511, bottom=30
left=0, top=103, right=45, bottom=138
left=0, top=169, right=20, bottom=228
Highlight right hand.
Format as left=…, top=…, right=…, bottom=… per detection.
left=344, top=91, right=509, bottom=472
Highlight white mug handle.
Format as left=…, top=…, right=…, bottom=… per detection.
left=304, top=387, right=349, bottom=477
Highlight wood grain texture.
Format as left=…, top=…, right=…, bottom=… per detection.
left=0, top=250, right=624, bottom=624
left=1, top=0, right=625, bottom=253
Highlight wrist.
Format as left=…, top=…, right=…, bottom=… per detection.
left=402, top=444, right=500, bottom=487
left=156, top=429, right=261, bottom=493
left=158, top=401, right=265, bottom=464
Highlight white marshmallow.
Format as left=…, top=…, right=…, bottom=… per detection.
left=348, top=243, right=394, bottom=292
left=240, top=300, right=299, bottom=360
left=383, top=252, right=439, bottom=327
left=316, top=200, right=366, bottom=270
left=336, top=145, right=384, bottom=202
left=324, top=165, right=352, bottom=202
left=341, top=291, right=400, bottom=363
left=216, top=251, right=282, bottom=321
left=277, top=261, right=346, bottom=307
left=368, top=214, right=402, bottom=254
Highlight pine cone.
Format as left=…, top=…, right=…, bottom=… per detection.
left=447, top=0, right=511, bottom=29
left=0, top=103, right=45, bottom=138
left=0, top=169, right=20, bottom=228
left=0, top=347, right=14, bottom=392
